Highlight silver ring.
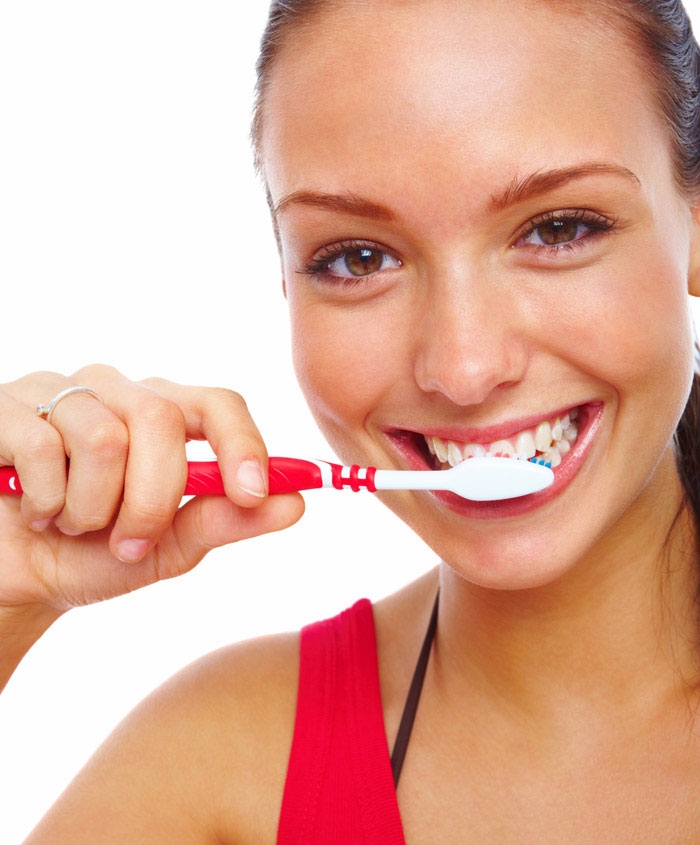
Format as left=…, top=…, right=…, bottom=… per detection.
left=37, top=386, right=104, bottom=424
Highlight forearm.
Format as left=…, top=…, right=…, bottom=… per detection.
left=0, top=604, right=63, bottom=692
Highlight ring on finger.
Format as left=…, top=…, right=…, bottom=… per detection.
left=37, top=386, right=104, bottom=425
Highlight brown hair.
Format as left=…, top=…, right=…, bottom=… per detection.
left=252, top=0, right=700, bottom=529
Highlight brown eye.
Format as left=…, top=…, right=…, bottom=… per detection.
left=340, top=248, right=385, bottom=276
left=534, top=218, right=582, bottom=245
left=513, top=209, right=615, bottom=253
left=318, top=245, right=401, bottom=280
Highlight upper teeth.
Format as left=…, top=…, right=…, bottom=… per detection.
left=426, top=411, right=579, bottom=470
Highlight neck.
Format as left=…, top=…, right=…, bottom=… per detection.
left=437, top=473, right=700, bottom=727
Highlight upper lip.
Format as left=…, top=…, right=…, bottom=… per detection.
left=385, top=403, right=587, bottom=445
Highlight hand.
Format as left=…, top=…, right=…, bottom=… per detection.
left=0, top=364, right=305, bottom=613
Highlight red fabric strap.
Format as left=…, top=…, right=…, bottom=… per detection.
left=277, top=599, right=405, bottom=844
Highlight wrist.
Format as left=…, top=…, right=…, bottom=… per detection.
left=0, top=602, right=63, bottom=692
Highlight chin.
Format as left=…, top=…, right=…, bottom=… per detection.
left=429, top=525, right=582, bottom=592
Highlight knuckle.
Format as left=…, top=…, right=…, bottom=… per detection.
left=202, top=388, right=262, bottom=442
left=17, top=424, right=64, bottom=467
left=139, top=375, right=173, bottom=393
left=71, top=363, right=120, bottom=383
left=135, top=394, right=186, bottom=439
left=207, top=386, right=248, bottom=411
left=125, top=494, right=176, bottom=526
left=65, top=509, right=113, bottom=533
left=81, top=420, right=129, bottom=464
left=29, top=490, right=66, bottom=516
left=6, top=370, right=61, bottom=395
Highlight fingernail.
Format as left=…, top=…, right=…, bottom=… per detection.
left=30, top=518, right=52, bottom=532
left=116, top=538, right=150, bottom=563
left=235, top=460, right=267, bottom=498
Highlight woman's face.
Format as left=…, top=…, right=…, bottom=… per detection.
left=261, top=0, right=700, bottom=589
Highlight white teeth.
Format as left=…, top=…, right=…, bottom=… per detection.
left=542, top=447, right=562, bottom=468
left=515, top=430, right=537, bottom=459
left=534, top=421, right=553, bottom=452
left=447, top=440, right=463, bottom=467
left=425, top=408, right=580, bottom=470
left=433, top=437, right=449, bottom=463
left=489, top=439, right=515, bottom=457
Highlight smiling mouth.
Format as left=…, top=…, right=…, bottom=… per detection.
left=424, top=409, right=579, bottom=470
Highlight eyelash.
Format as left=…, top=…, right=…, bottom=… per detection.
left=301, top=239, right=401, bottom=285
left=300, top=208, right=617, bottom=285
left=511, top=208, right=617, bottom=254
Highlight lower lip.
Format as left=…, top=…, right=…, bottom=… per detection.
left=388, top=403, right=603, bottom=520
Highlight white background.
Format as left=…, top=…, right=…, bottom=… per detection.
left=1, top=2, right=699, bottom=840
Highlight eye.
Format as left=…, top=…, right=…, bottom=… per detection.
left=512, top=209, right=616, bottom=252
left=303, top=240, right=402, bottom=283
left=329, top=247, right=392, bottom=277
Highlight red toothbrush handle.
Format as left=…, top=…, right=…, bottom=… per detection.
left=266, top=456, right=327, bottom=494
left=184, top=457, right=328, bottom=495
left=0, top=458, right=329, bottom=498
left=0, top=466, right=21, bottom=494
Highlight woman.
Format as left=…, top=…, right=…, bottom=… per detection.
left=5, top=0, right=700, bottom=840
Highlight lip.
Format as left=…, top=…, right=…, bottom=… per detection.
left=383, top=402, right=603, bottom=519
left=406, top=404, right=583, bottom=446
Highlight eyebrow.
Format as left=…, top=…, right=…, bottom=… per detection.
left=272, top=190, right=395, bottom=221
left=271, top=163, right=642, bottom=223
left=490, top=163, right=641, bottom=210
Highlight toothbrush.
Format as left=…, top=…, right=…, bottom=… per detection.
left=0, top=455, right=553, bottom=502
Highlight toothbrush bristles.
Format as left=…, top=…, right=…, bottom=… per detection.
left=487, top=453, right=553, bottom=469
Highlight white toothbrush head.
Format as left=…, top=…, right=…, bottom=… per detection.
left=442, top=456, right=554, bottom=500
left=371, top=456, right=554, bottom=500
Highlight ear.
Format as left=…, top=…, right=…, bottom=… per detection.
left=688, top=201, right=700, bottom=297
left=282, top=276, right=288, bottom=298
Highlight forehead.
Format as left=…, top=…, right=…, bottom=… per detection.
left=261, top=0, right=668, bottom=212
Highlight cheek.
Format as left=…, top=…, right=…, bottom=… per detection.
left=547, top=245, right=693, bottom=375
left=287, top=295, right=405, bottom=449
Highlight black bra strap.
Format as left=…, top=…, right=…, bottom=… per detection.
left=390, top=589, right=439, bottom=788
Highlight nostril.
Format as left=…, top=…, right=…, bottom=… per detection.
left=413, top=328, right=529, bottom=406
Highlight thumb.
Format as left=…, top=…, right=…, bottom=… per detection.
left=162, top=493, right=306, bottom=577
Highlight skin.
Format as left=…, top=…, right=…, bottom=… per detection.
left=11, top=0, right=700, bottom=841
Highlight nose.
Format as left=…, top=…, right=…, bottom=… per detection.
left=412, top=266, right=530, bottom=406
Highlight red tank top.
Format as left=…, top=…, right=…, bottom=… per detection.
left=277, top=599, right=406, bottom=843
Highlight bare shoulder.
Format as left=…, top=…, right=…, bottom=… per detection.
left=26, top=630, right=301, bottom=845
left=26, top=575, right=440, bottom=845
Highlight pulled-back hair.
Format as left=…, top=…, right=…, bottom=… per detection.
left=252, top=0, right=700, bottom=533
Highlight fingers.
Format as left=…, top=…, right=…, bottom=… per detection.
left=142, top=379, right=271, bottom=507
left=0, top=384, right=68, bottom=528
left=49, top=394, right=130, bottom=537
left=0, top=370, right=138, bottom=536
left=98, top=388, right=189, bottom=562
left=0, top=365, right=307, bottom=618
left=0, top=367, right=283, bottom=567
left=64, top=367, right=189, bottom=561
